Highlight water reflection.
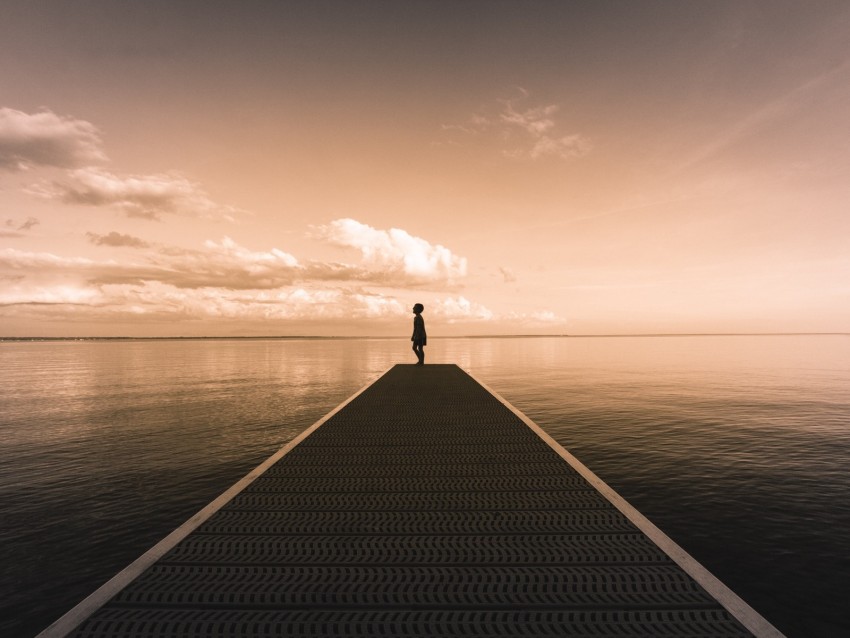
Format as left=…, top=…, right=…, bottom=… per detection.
left=1, top=336, right=848, bottom=637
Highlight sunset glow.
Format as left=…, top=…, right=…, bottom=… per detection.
left=2, top=1, right=849, bottom=336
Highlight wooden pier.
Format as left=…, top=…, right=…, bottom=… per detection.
left=39, top=364, right=783, bottom=637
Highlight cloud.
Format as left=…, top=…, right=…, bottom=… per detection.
left=18, top=216, right=40, bottom=231
left=0, top=284, right=101, bottom=307
left=0, top=247, right=111, bottom=274
left=498, top=266, right=517, bottom=283
left=0, top=220, right=562, bottom=331
left=114, top=237, right=301, bottom=290
left=2, top=216, right=39, bottom=237
left=528, top=133, right=592, bottom=160
left=0, top=107, right=106, bottom=171
left=32, top=167, right=240, bottom=221
left=498, top=92, right=592, bottom=160
left=314, top=218, right=467, bottom=285
left=2, top=108, right=242, bottom=223
left=1, top=219, right=472, bottom=303
left=0, top=275, right=506, bottom=330
left=500, top=102, right=558, bottom=136
left=202, top=236, right=299, bottom=268
left=0, top=238, right=301, bottom=291
left=430, top=296, right=494, bottom=322
left=0, top=278, right=479, bottom=325
left=178, top=236, right=301, bottom=288
left=86, top=231, right=150, bottom=248
left=444, top=89, right=591, bottom=161
left=2, top=221, right=464, bottom=293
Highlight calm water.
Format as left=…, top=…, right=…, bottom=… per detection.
left=1, top=336, right=848, bottom=637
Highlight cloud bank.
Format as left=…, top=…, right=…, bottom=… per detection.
left=3, top=221, right=458, bottom=292
left=1, top=219, right=563, bottom=332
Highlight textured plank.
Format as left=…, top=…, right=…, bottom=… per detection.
left=50, top=364, right=771, bottom=637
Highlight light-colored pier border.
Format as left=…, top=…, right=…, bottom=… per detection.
left=38, top=363, right=785, bottom=638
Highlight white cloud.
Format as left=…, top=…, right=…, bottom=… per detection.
left=203, top=236, right=299, bottom=269
left=444, top=89, right=591, bottom=161
left=527, top=133, right=592, bottom=160
left=178, top=236, right=301, bottom=287
left=0, top=284, right=102, bottom=306
left=499, top=96, right=591, bottom=160
left=430, top=295, right=494, bottom=322
left=500, top=102, right=558, bottom=136
left=0, top=247, right=101, bottom=272
left=32, top=167, right=239, bottom=221
left=0, top=107, right=106, bottom=170
left=315, top=218, right=467, bottom=285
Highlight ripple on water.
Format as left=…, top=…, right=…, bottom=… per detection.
left=1, top=336, right=849, bottom=638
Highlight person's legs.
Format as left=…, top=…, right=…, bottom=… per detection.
left=412, top=343, right=424, bottom=364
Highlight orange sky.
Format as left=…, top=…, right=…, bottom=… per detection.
left=1, top=1, right=849, bottom=336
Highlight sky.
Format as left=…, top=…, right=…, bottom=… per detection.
left=1, top=0, right=849, bottom=337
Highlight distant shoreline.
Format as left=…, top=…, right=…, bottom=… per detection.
left=1, top=333, right=847, bottom=342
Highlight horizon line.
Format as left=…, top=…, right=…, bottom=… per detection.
left=1, top=332, right=847, bottom=342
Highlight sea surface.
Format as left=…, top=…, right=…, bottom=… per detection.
left=1, top=335, right=848, bottom=637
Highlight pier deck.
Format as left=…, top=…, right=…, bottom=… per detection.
left=41, top=364, right=782, bottom=637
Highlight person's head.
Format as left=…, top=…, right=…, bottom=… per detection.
left=413, top=303, right=424, bottom=314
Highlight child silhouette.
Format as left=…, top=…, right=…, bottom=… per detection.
left=411, top=303, right=426, bottom=365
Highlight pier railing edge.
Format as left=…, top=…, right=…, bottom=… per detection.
left=462, top=365, right=787, bottom=638
left=35, top=365, right=395, bottom=638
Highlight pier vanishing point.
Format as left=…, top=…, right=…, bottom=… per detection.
left=39, top=364, right=784, bottom=637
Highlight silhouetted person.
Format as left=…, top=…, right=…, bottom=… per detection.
left=411, top=303, right=426, bottom=365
